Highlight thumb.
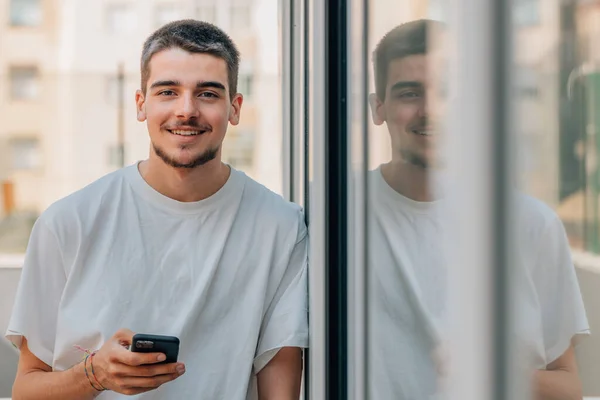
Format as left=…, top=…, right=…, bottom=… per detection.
left=112, top=328, right=136, bottom=347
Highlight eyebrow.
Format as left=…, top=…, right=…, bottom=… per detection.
left=390, top=81, right=424, bottom=91
left=197, top=81, right=226, bottom=91
left=149, top=80, right=227, bottom=91
left=149, top=80, right=180, bottom=90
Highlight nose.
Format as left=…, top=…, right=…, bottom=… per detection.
left=418, top=85, right=438, bottom=119
left=422, top=78, right=448, bottom=122
left=417, top=96, right=429, bottom=118
left=176, top=93, right=199, bottom=120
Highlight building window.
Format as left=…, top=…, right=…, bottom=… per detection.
left=10, top=137, right=41, bottom=170
left=516, top=67, right=540, bottom=98
left=226, top=129, right=254, bottom=168
left=238, top=74, right=254, bottom=99
left=10, top=66, right=39, bottom=101
left=514, top=0, right=539, bottom=26
left=106, top=4, right=135, bottom=34
left=107, top=145, right=125, bottom=168
left=197, top=4, right=216, bottom=23
left=230, top=4, right=251, bottom=28
left=10, top=0, right=42, bottom=27
left=155, top=4, right=181, bottom=28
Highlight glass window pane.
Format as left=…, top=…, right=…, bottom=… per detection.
left=354, top=0, right=593, bottom=399
left=10, top=66, right=39, bottom=101
left=515, top=1, right=597, bottom=395
left=9, top=137, right=41, bottom=170
left=362, top=5, right=451, bottom=398
left=238, top=73, right=254, bottom=99
left=10, top=0, right=42, bottom=27
left=222, top=128, right=255, bottom=169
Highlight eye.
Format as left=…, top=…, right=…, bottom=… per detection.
left=399, top=91, right=420, bottom=99
left=199, top=92, right=218, bottom=98
left=158, top=90, right=176, bottom=96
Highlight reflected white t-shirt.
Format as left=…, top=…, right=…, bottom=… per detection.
left=6, top=163, right=308, bottom=400
left=367, top=167, right=590, bottom=399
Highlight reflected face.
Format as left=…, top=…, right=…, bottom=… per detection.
left=136, top=48, right=242, bottom=169
left=370, top=54, right=438, bottom=169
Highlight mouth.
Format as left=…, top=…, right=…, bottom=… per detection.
left=167, top=129, right=208, bottom=137
left=411, top=128, right=433, bottom=137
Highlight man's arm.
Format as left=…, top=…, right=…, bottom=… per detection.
left=257, top=347, right=303, bottom=400
left=534, top=344, right=582, bottom=400
left=12, top=338, right=100, bottom=400
left=12, top=330, right=185, bottom=400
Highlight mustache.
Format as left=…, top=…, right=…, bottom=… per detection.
left=408, top=117, right=429, bottom=131
left=162, top=120, right=212, bottom=131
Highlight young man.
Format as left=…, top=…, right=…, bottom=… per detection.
left=6, top=20, right=307, bottom=399
left=367, top=20, right=589, bottom=399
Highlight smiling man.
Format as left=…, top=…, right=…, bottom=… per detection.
left=367, top=20, right=589, bottom=399
left=7, top=20, right=307, bottom=400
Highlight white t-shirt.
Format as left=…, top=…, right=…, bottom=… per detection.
left=6, top=163, right=309, bottom=400
left=367, top=167, right=589, bottom=399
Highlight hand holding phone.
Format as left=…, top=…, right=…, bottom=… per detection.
left=89, top=329, right=185, bottom=396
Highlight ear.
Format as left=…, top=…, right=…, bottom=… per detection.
left=368, top=93, right=385, bottom=126
left=135, top=90, right=147, bottom=122
left=228, top=93, right=244, bottom=126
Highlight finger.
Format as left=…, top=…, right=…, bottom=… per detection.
left=113, top=386, right=155, bottom=396
left=117, top=349, right=168, bottom=366
left=112, top=328, right=136, bottom=346
left=114, top=362, right=185, bottom=378
left=119, top=371, right=183, bottom=389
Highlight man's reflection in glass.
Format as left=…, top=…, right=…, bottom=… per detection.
left=367, top=19, right=589, bottom=399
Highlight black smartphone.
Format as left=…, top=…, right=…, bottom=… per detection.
left=130, top=334, right=180, bottom=364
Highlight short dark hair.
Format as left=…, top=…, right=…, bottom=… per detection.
left=141, top=19, right=240, bottom=99
left=372, top=19, right=442, bottom=100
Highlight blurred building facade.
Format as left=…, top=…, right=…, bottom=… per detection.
left=0, top=0, right=281, bottom=253
left=0, top=0, right=63, bottom=251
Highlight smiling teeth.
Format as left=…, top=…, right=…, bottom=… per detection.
left=414, top=130, right=432, bottom=136
left=171, top=130, right=201, bottom=136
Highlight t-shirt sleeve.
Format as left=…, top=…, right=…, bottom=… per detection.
left=253, top=211, right=309, bottom=373
left=534, top=214, right=589, bottom=365
left=5, top=216, right=66, bottom=367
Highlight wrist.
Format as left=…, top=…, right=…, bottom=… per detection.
left=79, top=354, right=105, bottom=396
left=89, top=352, right=108, bottom=392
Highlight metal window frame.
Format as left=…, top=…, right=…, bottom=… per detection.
left=446, top=0, right=524, bottom=399
left=307, top=0, right=327, bottom=399
left=281, top=1, right=310, bottom=398
left=346, top=0, right=368, bottom=399
left=307, top=0, right=351, bottom=398
left=281, top=0, right=293, bottom=202
left=281, top=0, right=307, bottom=208
left=324, top=1, right=349, bottom=399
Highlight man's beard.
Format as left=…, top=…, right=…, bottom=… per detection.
left=400, top=148, right=430, bottom=169
left=153, top=143, right=219, bottom=169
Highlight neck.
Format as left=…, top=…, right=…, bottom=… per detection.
left=138, top=153, right=230, bottom=202
left=381, top=159, right=436, bottom=202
